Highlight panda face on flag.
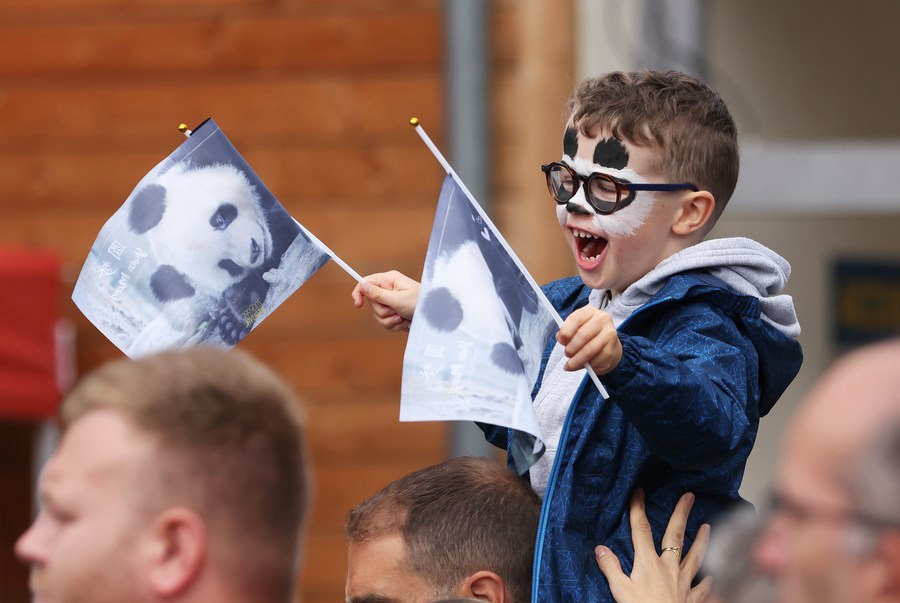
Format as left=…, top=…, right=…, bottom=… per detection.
left=72, top=119, right=332, bottom=358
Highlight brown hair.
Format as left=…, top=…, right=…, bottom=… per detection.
left=345, top=456, right=541, bottom=603
left=60, top=346, right=308, bottom=602
left=569, top=70, right=739, bottom=225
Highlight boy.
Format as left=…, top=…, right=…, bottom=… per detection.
left=351, top=70, right=802, bottom=601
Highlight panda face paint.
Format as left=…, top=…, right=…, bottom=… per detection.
left=555, top=127, right=685, bottom=294
left=556, top=155, right=654, bottom=239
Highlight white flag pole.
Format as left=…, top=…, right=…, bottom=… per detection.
left=410, top=118, right=608, bottom=399
left=294, top=220, right=365, bottom=284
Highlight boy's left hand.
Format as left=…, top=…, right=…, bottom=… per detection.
left=557, top=306, right=623, bottom=375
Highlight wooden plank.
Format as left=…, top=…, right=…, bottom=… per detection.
left=306, top=456, right=449, bottom=530
left=0, top=202, right=434, bottom=273
left=70, top=328, right=409, bottom=397
left=241, top=338, right=406, bottom=398
left=0, top=76, right=443, bottom=147
left=0, top=0, right=435, bottom=19
left=305, top=401, right=447, bottom=470
left=0, top=15, right=440, bottom=78
left=0, top=142, right=445, bottom=212
left=0, top=0, right=263, bottom=17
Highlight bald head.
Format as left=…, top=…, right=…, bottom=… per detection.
left=784, top=338, right=900, bottom=495
left=754, top=338, right=900, bottom=603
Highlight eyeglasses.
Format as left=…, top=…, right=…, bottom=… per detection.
left=767, top=491, right=900, bottom=531
left=541, top=161, right=699, bottom=215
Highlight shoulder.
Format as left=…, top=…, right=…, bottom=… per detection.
left=650, top=271, right=756, bottom=314
left=541, top=277, right=592, bottom=315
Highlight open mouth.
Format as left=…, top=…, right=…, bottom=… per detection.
left=572, top=228, right=608, bottom=262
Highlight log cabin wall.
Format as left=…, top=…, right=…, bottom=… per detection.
left=0, top=1, right=573, bottom=601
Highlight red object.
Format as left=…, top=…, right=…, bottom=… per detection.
left=0, top=247, right=63, bottom=419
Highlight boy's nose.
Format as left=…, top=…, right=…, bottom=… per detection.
left=566, top=201, right=592, bottom=216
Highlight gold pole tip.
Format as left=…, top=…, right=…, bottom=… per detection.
left=177, top=123, right=188, bottom=133
left=409, top=117, right=420, bottom=127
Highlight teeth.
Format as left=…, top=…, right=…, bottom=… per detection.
left=573, top=228, right=601, bottom=261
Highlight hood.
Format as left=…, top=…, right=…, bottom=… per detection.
left=591, top=237, right=801, bottom=340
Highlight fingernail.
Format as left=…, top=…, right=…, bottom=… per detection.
left=595, top=546, right=609, bottom=558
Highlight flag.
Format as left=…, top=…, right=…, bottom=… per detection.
left=72, top=118, right=331, bottom=358
left=400, top=174, right=558, bottom=474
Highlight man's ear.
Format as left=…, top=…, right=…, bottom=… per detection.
left=460, top=570, right=508, bottom=603
left=145, top=508, right=208, bottom=597
left=877, top=530, right=900, bottom=598
left=672, top=190, right=716, bottom=236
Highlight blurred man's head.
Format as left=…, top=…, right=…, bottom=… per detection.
left=15, top=347, right=309, bottom=603
left=344, top=456, right=541, bottom=603
left=753, top=338, right=900, bottom=603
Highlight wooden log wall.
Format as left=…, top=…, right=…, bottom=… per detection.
left=0, top=1, right=573, bottom=601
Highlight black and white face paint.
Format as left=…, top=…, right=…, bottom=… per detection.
left=557, top=127, right=657, bottom=239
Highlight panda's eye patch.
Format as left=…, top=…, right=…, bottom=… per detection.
left=210, top=204, right=238, bottom=230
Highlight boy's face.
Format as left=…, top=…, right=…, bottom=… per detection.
left=555, top=125, right=687, bottom=294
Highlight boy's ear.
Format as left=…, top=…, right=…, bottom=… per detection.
left=672, top=190, right=716, bottom=236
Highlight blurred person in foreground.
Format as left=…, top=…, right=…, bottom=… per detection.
left=15, top=346, right=310, bottom=603
left=596, top=337, right=900, bottom=603
left=344, top=456, right=541, bottom=603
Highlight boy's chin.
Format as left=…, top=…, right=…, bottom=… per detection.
left=576, top=267, right=607, bottom=290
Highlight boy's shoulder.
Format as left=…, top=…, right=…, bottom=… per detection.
left=541, top=276, right=592, bottom=315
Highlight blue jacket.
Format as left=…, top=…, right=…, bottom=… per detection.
left=482, top=272, right=802, bottom=602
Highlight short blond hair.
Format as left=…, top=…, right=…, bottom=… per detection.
left=61, top=346, right=308, bottom=601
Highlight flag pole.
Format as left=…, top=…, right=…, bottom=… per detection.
left=409, top=118, right=608, bottom=399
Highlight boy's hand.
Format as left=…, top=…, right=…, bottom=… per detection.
left=351, top=271, right=420, bottom=332
left=557, top=305, right=623, bottom=374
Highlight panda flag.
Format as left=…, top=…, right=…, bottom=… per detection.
left=72, top=118, right=334, bottom=358
left=400, top=172, right=556, bottom=474
left=401, top=122, right=609, bottom=475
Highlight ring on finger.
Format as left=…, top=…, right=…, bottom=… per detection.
left=661, top=545, right=682, bottom=560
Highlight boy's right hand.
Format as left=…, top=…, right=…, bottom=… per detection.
left=557, top=305, right=623, bottom=375
left=351, top=271, right=420, bottom=332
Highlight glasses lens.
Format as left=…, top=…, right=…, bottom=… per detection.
left=586, top=174, right=620, bottom=213
left=548, top=165, right=576, bottom=203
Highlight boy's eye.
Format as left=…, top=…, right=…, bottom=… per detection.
left=588, top=177, right=619, bottom=201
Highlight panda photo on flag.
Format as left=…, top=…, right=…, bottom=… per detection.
left=72, top=119, right=331, bottom=358
left=400, top=174, right=557, bottom=470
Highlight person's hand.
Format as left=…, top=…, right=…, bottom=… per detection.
left=595, top=489, right=713, bottom=603
left=351, top=271, right=421, bottom=332
left=556, top=305, right=622, bottom=374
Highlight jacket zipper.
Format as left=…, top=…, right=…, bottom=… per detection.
left=531, top=374, right=591, bottom=602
